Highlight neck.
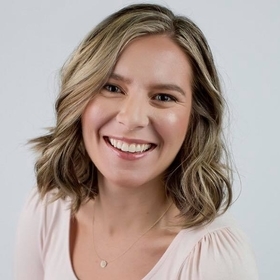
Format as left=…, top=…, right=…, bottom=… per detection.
left=93, top=174, right=172, bottom=236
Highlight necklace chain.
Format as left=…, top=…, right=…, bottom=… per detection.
left=92, top=202, right=172, bottom=268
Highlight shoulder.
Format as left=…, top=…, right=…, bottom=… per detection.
left=17, top=188, right=71, bottom=238
left=14, top=188, right=71, bottom=278
left=20, top=187, right=70, bottom=215
left=178, top=212, right=259, bottom=279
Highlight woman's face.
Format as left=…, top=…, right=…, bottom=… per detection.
left=82, top=35, right=192, bottom=188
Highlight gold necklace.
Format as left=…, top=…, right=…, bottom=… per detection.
left=92, top=202, right=172, bottom=268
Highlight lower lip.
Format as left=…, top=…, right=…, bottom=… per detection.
left=104, top=138, right=154, bottom=161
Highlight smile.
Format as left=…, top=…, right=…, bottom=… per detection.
left=106, top=137, right=153, bottom=153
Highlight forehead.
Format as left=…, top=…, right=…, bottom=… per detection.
left=112, top=35, right=193, bottom=89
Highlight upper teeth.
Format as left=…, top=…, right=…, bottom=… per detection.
left=108, top=138, right=152, bottom=153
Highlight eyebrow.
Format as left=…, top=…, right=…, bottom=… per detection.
left=109, top=73, right=186, bottom=96
left=110, top=73, right=132, bottom=84
left=151, top=84, right=186, bottom=96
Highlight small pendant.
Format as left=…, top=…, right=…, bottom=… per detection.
left=100, top=260, right=108, bottom=268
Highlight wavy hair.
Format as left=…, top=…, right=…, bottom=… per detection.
left=30, top=3, right=232, bottom=228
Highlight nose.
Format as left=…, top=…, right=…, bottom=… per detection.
left=116, top=95, right=149, bottom=130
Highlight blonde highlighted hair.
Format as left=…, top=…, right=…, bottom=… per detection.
left=31, top=3, right=232, bottom=228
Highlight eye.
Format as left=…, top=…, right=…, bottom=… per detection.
left=153, top=94, right=177, bottom=102
left=103, top=84, right=122, bottom=93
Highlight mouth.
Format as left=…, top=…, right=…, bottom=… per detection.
left=104, top=137, right=156, bottom=153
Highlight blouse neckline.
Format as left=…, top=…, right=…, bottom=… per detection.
left=64, top=200, right=186, bottom=280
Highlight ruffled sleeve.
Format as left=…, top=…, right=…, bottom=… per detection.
left=179, top=226, right=259, bottom=280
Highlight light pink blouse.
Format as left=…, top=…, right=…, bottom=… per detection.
left=14, top=189, right=259, bottom=279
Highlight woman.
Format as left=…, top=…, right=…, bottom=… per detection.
left=15, top=3, right=258, bottom=279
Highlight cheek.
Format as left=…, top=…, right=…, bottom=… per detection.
left=82, top=101, right=101, bottom=123
left=159, top=109, right=191, bottom=139
left=82, top=99, right=112, bottom=133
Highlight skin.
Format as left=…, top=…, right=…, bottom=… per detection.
left=71, top=34, right=193, bottom=280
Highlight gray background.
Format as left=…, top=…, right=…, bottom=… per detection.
left=1, top=0, right=279, bottom=279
